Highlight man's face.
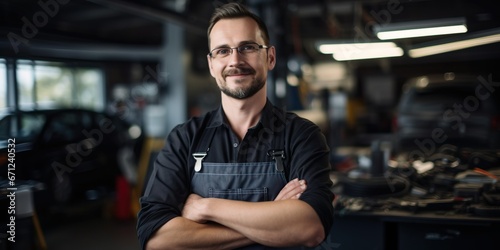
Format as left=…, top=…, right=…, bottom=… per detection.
left=207, top=17, right=276, bottom=100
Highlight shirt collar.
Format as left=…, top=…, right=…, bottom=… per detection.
left=206, top=98, right=280, bottom=134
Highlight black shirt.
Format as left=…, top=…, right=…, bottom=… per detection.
left=137, top=100, right=334, bottom=249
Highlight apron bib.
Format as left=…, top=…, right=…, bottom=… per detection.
left=192, top=161, right=287, bottom=202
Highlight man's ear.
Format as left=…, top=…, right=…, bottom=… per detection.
left=267, top=46, right=276, bottom=70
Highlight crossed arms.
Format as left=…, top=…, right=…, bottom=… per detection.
left=145, top=178, right=325, bottom=250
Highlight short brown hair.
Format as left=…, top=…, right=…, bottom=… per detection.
left=207, top=3, right=270, bottom=48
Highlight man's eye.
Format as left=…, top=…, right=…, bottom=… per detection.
left=217, top=48, right=230, bottom=55
left=240, top=45, right=256, bottom=52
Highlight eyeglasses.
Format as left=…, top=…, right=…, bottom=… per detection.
left=208, top=43, right=268, bottom=59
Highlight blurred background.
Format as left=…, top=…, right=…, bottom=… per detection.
left=1, top=0, right=500, bottom=249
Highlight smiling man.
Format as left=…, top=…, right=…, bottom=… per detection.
left=137, top=3, right=334, bottom=250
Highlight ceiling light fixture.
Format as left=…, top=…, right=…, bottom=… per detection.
left=408, top=28, right=500, bottom=58
left=374, top=17, right=467, bottom=40
left=333, top=47, right=404, bottom=61
left=318, top=42, right=396, bottom=54
left=317, top=41, right=404, bottom=61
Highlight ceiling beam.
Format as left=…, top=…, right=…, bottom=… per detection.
left=0, top=39, right=163, bottom=61
left=87, top=0, right=206, bottom=35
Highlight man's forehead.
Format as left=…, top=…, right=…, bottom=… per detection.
left=209, top=17, right=263, bottom=47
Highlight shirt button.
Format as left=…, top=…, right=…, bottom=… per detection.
left=233, top=142, right=238, bottom=148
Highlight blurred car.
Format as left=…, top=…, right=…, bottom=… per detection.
left=0, top=108, right=143, bottom=208
left=394, top=73, right=500, bottom=154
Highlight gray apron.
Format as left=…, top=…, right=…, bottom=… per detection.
left=190, top=118, right=307, bottom=249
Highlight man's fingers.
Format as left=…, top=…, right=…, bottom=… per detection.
left=275, top=178, right=307, bottom=201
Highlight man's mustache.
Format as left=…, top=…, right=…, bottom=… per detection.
left=223, top=67, right=255, bottom=78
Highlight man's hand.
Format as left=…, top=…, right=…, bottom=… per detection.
left=182, top=193, right=208, bottom=223
left=275, top=178, right=306, bottom=200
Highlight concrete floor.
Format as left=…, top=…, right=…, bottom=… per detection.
left=44, top=217, right=140, bottom=250
left=40, top=199, right=141, bottom=250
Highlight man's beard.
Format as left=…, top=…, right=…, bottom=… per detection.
left=219, top=67, right=265, bottom=99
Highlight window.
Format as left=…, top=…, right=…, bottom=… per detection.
left=14, top=59, right=105, bottom=110
left=17, top=60, right=36, bottom=108
left=75, top=69, right=105, bottom=110
left=35, top=63, right=73, bottom=108
left=0, top=59, right=5, bottom=109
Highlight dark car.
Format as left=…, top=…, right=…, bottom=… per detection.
left=0, top=108, right=143, bottom=208
left=394, top=73, right=500, bottom=156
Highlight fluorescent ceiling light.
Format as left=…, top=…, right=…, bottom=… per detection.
left=374, top=18, right=467, bottom=40
left=333, top=47, right=404, bottom=61
left=318, top=42, right=397, bottom=54
left=409, top=28, right=500, bottom=58
left=316, top=41, right=403, bottom=61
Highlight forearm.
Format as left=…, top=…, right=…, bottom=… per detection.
left=146, top=216, right=253, bottom=250
left=202, top=199, right=324, bottom=248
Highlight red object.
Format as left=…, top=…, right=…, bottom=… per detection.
left=115, top=175, right=131, bottom=220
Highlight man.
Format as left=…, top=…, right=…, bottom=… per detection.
left=137, top=3, right=334, bottom=249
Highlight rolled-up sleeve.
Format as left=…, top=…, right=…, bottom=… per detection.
left=136, top=125, right=191, bottom=249
left=288, top=118, right=335, bottom=237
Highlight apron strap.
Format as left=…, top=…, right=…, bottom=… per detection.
left=191, top=112, right=218, bottom=173
left=268, top=106, right=288, bottom=178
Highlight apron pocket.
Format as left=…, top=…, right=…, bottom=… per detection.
left=208, top=187, right=269, bottom=202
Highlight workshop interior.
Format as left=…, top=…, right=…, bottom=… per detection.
left=1, top=0, right=500, bottom=249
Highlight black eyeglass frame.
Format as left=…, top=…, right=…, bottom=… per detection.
left=208, top=43, right=269, bottom=58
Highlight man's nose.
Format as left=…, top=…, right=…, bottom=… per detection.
left=227, top=48, right=244, bottom=66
